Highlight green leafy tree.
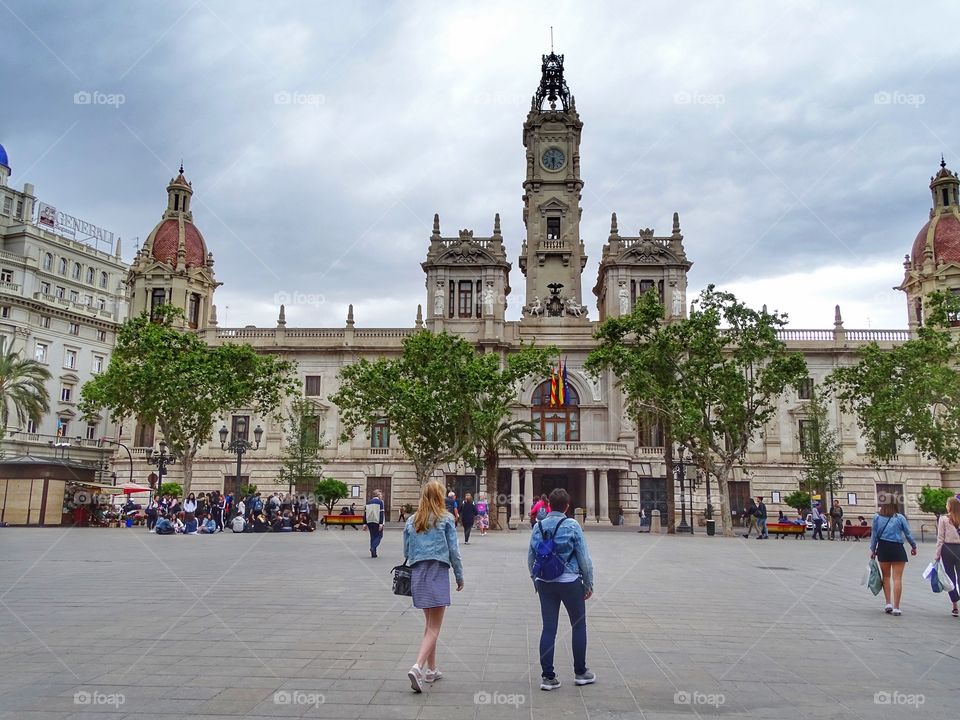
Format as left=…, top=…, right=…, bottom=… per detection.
left=277, top=397, right=326, bottom=494
left=0, top=350, right=51, bottom=439
left=784, top=490, right=811, bottom=515
left=314, top=477, right=349, bottom=515
left=828, top=291, right=960, bottom=466
left=80, top=306, right=297, bottom=495
left=798, top=388, right=843, bottom=502
left=239, top=483, right=258, bottom=497
left=918, top=485, right=955, bottom=522
left=158, top=482, right=183, bottom=498
left=587, top=286, right=808, bottom=537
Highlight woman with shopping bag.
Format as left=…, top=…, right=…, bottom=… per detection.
left=933, top=496, right=960, bottom=617
left=869, top=496, right=917, bottom=616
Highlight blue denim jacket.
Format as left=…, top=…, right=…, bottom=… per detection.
left=403, top=514, right=463, bottom=584
left=870, top=513, right=917, bottom=552
left=527, top=512, right=594, bottom=592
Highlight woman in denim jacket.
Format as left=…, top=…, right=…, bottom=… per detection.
left=403, top=480, right=463, bottom=692
left=527, top=487, right=595, bottom=691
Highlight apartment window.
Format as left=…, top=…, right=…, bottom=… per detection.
left=83, top=294, right=93, bottom=306
left=2, top=197, right=11, bottom=216
left=64, top=349, right=77, bottom=369
left=798, top=419, right=814, bottom=454
left=34, top=342, right=47, bottom=363
left=188, top=292, right=200, bottom=329
left=97, top=297, right=106, bottom=310
left=231, top=415, right=250, bottom=441
left=798, top=377, right=815, bottom=400
left=15, top=200, right=23, bottom=219
left=100, top=271, right=108, bottom=289
left=150, top=288, right=166, bottom=317
left=58, top=258, right=67, bottom=275
left=85, top=423, right=98, bottom=440
left=55, top=286, right=65, bottom=299
left=69, top=290, right=79, bottom=303
left=371, top=418, right=390, bottom=448
left=60, top=384, right=74, bottom=402
left=68, top=322, right=80, bottom=336
left=0, top=269, right=12, bottom=283
left=85, top=267, right=95, bottom=284
left=546, top=216, right=561, bottom=240
left=72, top=263, right=81, bottom=280
left=457, top=280, right=473, bottom=318
left=304, top=375, right=322, bottom=396
left=43, top=253, right=53, bottom=271
left=40, top=281, right=50, bottom=295
left=97, top=329, right=106, bottom=342
left=0, top=307, right=8, bottom=319
left=39, top=316, right=50, bottom=329
left=93, top=355, right=104, bottom=373
left=26, top=419, right=37, bottom=434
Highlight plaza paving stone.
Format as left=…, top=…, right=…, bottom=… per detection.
left=0, top=524, right=957, bottom=719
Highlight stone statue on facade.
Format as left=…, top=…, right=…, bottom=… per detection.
left=434, top=281, right=444, bottom=315
left=483, top=283, right=495, bottom=316
left=564, top=297, right=585, bottom=318
left=672, top=286, right=684, bottom=317
left=618, top=281, right=629, bottom=315
left=527, top=296, right=544, bottom=316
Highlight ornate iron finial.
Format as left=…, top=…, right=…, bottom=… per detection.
left=610, top=212, right=618, bottom=235
left=533, top=51, right=571, bottom=112
left=277, top=304, right=286, bottom=327
left=179, top=160, right=184, bottom=174
left=672, top=211, right=681, bottom=235
left=942, top=153, right=947, bottom=169
left=346, top=303, right=355, bottom=326
left=493, top=212, right=501, bottom=236
left=432, top=213, right=440, bottom=237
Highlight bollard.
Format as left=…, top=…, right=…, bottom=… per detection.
left=574, top=508, right=586, bottom=529
left=650, top=514, right=662, bottom=534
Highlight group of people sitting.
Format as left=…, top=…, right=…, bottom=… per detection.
left=229, top=491, right=316, bottom=533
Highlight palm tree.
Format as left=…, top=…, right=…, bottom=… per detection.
left=0, top=350, right=51, bottom=439
left=466, top=395, right=539, bottom=530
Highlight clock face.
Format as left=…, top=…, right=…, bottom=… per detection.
left=541, top=147, right=566, bottom=171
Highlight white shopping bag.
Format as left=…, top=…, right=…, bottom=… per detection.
left=922, top=562, right=937, bottom=580
left=937, top=561, right=956, bottom=593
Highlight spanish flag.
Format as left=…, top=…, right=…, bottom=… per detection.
left=550, top=363, right=558, bottom=407
left=556, top=359, right=566, bottom=407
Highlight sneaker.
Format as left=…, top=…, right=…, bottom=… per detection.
left=574, top=671, right=596, bottom=686
left=540, top=676, right=561, bottom=691
left=884, top=604, right=893, bottom=614
left=407, top=664, right=423, bottom=693
left=742, top=534, right=749, bottom=538
left=424, top=668, right=443, bottom=683
left=892, top=608, right=902, bottom=616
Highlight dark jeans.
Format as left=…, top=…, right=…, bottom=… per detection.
left=942, top=543, right=960, bottom=604
left=367, top=523, right=383, bottom=552
left=463, top=522, right=472, bottom=543
left=813, top=519, right=824, bottom=539
left=829, top=518, right=842, bottom=539
left=537, top=579, right=587, bottom=679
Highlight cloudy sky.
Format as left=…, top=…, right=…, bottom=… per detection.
left=1, top=1, right=955, bottom=329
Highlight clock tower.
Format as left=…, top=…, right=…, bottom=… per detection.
left=519, top=52, right=588, bottom=319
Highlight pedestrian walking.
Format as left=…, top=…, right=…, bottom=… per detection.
left=459, top=493, right=476, bottom=544
left=755, top=496, right=769, bottom=539
left=933, top=496, right=960, bottom=617
left=811, top=501, right=826, bottom=540
left=445, top=491, right=460, bottom=525
left=829, top=499, right=844, bottom=540
left=404, top=480, right=463, bottom=693
left=870, top=497, right=918, bottom=616
left=530, top=494, right=550, bottom=527
left=741, top=498, right=757, bottom=538
left=528, top=487, right=595, bottom=690
left=365, top=490, right=385, bottom=558
left=475, top=493, right=489, bottom=536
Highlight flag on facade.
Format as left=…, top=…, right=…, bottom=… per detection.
left=56, top=419, right=63, bottom=438
left=549, top=362, right=558, bottom=407
left=556, top=358, right=565, bottom=407
left=562, top=357, right=570, bottom=406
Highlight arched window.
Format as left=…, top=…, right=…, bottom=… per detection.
left=58, top=258, right=67, bottom=275
left=531, top=380, right=580, bottom=442
left=86, top=267, right=95, bottom=284
left=100, top=271, right=108, bottom=289
left=72, top=262, right=81, bottom=280
left=43, top=253, right=53, bottom=271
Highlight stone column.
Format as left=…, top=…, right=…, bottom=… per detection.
left=510, top=468, right=521, bottom=529
left=598, top=468, right=610, bottom=524
left=523, top=468, right=534, bottom=517
left=585, top=469, right=596, bottom=522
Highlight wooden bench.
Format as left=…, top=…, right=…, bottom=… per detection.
left=767, top=522, right=806, bottom=539
left=842, top=525, right=871, bottom=541
left=321, top=514, right=365, bottom=530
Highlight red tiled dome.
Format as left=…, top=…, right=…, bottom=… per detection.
left=150, top=218, right=207, bottom=268
left=911, top=213, right=960, bottom=266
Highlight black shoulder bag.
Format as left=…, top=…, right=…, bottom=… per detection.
left=392, top=561, right=412, bottom=596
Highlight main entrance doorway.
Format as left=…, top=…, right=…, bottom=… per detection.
left=366, top=476, right=392, bottom=519
left=536, top=471, right=581, bottom=516
left=727, top=481, right=751, bottom=527
left=638, top=477, right=667, bottom=525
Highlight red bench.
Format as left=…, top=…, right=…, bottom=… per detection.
left=321, top=514, right=365, bottom=530
left=767, top=522, right=806, bottom=538
left=842, top=525, right=871, bottom=540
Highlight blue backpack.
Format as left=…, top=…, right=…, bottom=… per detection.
left=532, top=517, right=570, bottom=581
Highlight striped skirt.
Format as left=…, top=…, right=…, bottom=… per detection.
left=411, top=560, right=451, bottom=609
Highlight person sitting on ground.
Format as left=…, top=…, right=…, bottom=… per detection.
left=250, top=512, right=268, bottom=533
left=270, top=513, right=285, bottom=533
left=199, top=513, right=217, bottom=534
left=155, top=514, right=175, bottom=535
left=172, top=513, right=185, bottom=534
left=183, top=514, right=199, bottom=535
left=231, top=512, right=246, bottom=533
left=295, top=513, right=315, bottom=532
left=280, top=510, right=294, bottom=532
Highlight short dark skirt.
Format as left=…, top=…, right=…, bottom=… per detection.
left=876, top=539, right=908, bottom=563
left=411, top=560, right=451, bottom=609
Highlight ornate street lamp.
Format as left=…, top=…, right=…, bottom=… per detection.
left=675, top=445, right=690, bottom=533
left=147, top=440, right=177, bottom=495
left=219, top=421, right=263, bottom=504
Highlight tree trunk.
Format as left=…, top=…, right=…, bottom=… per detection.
left=716, top=464, right=733, bottom=537
left=485, top=457, right=500, bottom=530
left=180, top=452, right=193, bottom=497
left=663, top=424, right=675, bottom=533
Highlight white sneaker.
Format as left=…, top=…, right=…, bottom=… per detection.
left=407, top=664, right=423, bottom=693
left=884, top=604, right=893, bottom=614
left=892, top=608, right=902, bottom=616
left=424, top=668, right=442, bottom=683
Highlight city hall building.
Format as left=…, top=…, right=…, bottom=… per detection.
left=5, top=54, right=957, bottom=526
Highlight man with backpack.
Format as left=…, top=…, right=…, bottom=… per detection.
left=527, top=487, right=595, bottom=691
left=365, top=489, right=385, bottom=558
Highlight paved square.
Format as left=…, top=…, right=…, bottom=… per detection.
left=0, top=525, right=956, bottom=719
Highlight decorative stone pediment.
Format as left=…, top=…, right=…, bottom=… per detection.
left=537, top=197, right=571, bottom=217
left=621, top=239, right=676, bottom=265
